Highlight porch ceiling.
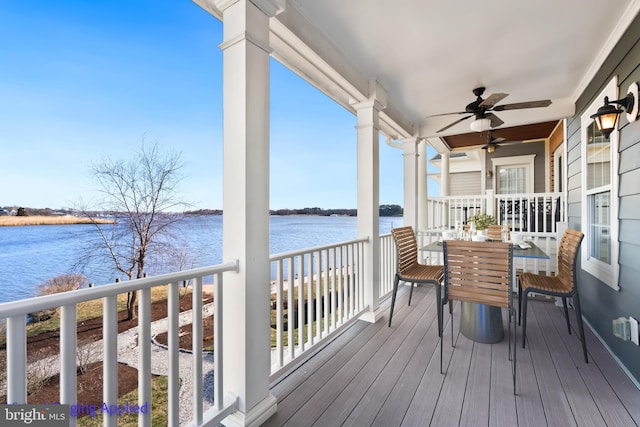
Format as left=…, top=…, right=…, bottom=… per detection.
left=198, top=0, right=640, bottom=150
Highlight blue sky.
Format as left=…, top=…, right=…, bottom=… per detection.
left=0, top=1, right=437, bottom=210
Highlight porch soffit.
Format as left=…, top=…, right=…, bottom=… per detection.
left=195, top=0, right=640, bottom=143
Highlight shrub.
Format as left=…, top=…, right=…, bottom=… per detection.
left=29, top=274, right=87, bottom=322
left=468, top=212, right=496, bottom=230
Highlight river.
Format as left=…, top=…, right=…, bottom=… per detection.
left=0, top=215, right=402, bottom=304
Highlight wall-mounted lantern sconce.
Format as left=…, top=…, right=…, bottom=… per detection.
left=486, top=170, right=493, bottom=178
left=591, top=82, right=638, bottom=138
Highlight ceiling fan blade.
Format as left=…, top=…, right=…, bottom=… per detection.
left=485, top=113, right=504, bottom=128
left=497, top=140, right=523, bottom=146
left=493, top=100, right=552, bottom=111
left=425, top=111, right=467, bottom=118
left=491, top=137, right=506, bottom=143
left=436, top=114, right=474, bottom=133
left=479, top=93, right=508, bottom=108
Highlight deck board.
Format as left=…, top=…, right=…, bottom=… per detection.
left=264, top=285, right=640, bottom=427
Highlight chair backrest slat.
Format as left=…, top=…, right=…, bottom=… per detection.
left=486, top=225, right=506, bottom=241
left=557, top=229, right=584, bottom=290
left=444, top=240, right=512, bottom=308
left=391, top=226, right=418, bottom=274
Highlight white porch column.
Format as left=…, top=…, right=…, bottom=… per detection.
left=440, top=151, right=450, bottom=197
left=440, top=152, right=450, bottom=228
left=417, top=139, right=428, bottom=231
left=352, top=81, right=386, bottom=323
left=401, top=137, right=419, bottom=229
left=216, top=0, right=278, bottom=425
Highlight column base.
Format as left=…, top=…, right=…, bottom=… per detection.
left=222, top=394, right=277, bottom=427
left=359, top=307, right=381, bottom=324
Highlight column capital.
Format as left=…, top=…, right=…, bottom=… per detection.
left=213, top=0, right=239, bottom=12
left=350, top=79, right=388, bottom=112
left=251, top=0, right=284, bottom=17
left=214, top=0, right=283, bottom=17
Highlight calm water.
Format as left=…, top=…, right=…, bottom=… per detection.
left=0, top=215, right=402, bottom=304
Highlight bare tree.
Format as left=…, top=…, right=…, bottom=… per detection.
left=78, top=142, right=192, bottom=320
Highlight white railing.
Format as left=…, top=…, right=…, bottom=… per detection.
left=269, top=238, right=368, bottom=379
left=422, top=191, right=566, bottom=276
left=379, top=233, right=396, bottom=299
left=0, top=262, right=238, bottom=427
left=428, top=192, right=566, bottom=234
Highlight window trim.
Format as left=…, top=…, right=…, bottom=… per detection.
left=580, top=77, right=620, bottom=290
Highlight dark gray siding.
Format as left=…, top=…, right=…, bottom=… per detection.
left=567, top=14, right=640, bottom=383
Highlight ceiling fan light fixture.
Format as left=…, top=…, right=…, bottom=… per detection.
left=482, top=143, right=496, bottom=153
left=470, top=118, right=492, bottom=132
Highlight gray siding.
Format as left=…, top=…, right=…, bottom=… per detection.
left=567, top=14, right=640, bottom=384
left=450, top=171, right=481, bottom=195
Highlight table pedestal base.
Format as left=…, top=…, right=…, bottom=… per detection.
left=459, top=302, right=504, bottom=343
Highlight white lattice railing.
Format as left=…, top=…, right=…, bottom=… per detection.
left=0, top=262, right=238, bottom=427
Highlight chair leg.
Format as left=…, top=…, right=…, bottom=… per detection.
left=438, top=316, right=444, bottom=374
left=518, top=279, right=522, bottom=325
left=435, top=283, right=442, bottom=338
left=573, top=293, right=589, bottom=363
left=388, top=275, right=400, bottom=327
left=439, top=300, right=444, bottom=374
left=522, top=291, right=530, bottom=349
left=508, top=308, right=512, bottom=361
left=408, top=282, right=415, bottom=306
left=450, top=300, right=454, bottom=347
left=562, top=297, right=571, bottom=335
left=512, top=307, right=517, bottom=395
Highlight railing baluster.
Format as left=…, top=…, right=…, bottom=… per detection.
left=331, top=248, right=342, bottom=330
left=276, top=260, right=284, bottom=368
left=307, top=252, right=314, bottom=346
left=138, top=287, right=152, bottom=427
left=323, top=251, right=330, bottom=334
left=192, top=276, right=203, bottom=425
left=287, top=257, right=295, bottom=361
left=7, top=315, right=27, bottom=404
left=336, top=246, right=346, bottom=326
left=214, top=272, right=224, bottom=411
left=60, top=304, right=77, bottom=427
left=103, top=295, right=118, bottom=427
left=315, top=250, right=322, bottom=340
left=168, top=282, right=179, bottom=427
left=297, top=254, right=305, bottom=352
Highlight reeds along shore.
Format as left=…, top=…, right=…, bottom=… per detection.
left=0, top=216, right=114, bottom=226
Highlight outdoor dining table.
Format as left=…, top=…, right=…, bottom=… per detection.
left=420, top=239, right=550, bottom=343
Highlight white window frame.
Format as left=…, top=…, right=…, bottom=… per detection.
left=580, top=77, right=620, bottom=290
left=491, top=154, right=536, bottom=194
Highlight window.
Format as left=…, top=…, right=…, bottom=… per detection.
left=492, top=154, right=536, bottom=194
left=580, top=77, right=619, bottom=290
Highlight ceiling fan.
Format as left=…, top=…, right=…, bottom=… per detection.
left=428, top=87, right=552, bottom=133
left=480, top=131, right=521, bottom=153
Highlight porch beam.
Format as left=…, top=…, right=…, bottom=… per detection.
left=216, top=0, right=278, bottom=425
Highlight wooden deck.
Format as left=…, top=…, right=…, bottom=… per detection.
left=264, top=284, right=640, bottom=426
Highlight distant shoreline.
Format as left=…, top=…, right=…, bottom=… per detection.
left=0, top=216, right=114, bottom=227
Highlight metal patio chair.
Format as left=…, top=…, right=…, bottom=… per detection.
left=442, top=240, right=516, bottom=393
left=518, top=229, right=588, bottom=362
left=389, top=227, right=444, bottom=333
